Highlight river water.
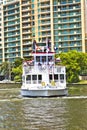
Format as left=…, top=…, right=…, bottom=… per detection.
left=0, top=84, right=87, bottom=130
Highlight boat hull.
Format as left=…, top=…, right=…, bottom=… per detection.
left=21, top=88, right=68, bottom=97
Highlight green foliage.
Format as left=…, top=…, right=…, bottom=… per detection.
left=12, top=65, right=22, bottom=75
left=14, top=75, right=22, bottom=82
left=0, top=59, right=23, bottom=82
left=11, top=58, right=23, bottom=82
left=13, top=58, right=23, bottom=67
left=0, top=62, right=11, bottom=79
left=12, top=65, right=22, bottom=82
left=55, top=51, right=87, bottom=83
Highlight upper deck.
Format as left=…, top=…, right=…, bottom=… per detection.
left=23, top=51, right=65, bottom=75
left=32, top=52, right=55, bottom=66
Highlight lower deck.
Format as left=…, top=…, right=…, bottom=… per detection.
left=22, top=73, right=66, bottom=87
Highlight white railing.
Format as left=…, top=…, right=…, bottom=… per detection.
left=23, top=65, right=65, bottom=74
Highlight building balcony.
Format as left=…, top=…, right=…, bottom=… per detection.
left=23, top=42, right=32, bottom=46
left=4, top=6, right=19, bottom=12
left=4, top=17, right=20, bottom=22
left=4, top=38, right=20, bottom=43
left=58, top=43, right=81, bottom=49
left=22, top=19, right=31, bottom=23
left=22, top=7, right=31, bottom=12
left=38, top=0, right=49, bottom=2
left=40, top=4, right=50, bottom=8
left=4, top=27, right=20, bottom=32
left=57, top=25, right=81, bottom=30
left=4, top=33, right=20, bottom=38
left=40, top=16, right=50, bottom=20
left=4, top=22, right=20, bottom=27
left=23, top=36, right=31, bottom=40
left=39, top=10, right=50, bottom=15
left=40, top=21, right=50, bottom=25
left=57, top=7, right=81, bottom=13
left=5, top=49, right=17, bottom=54
left=58, top=32, right=81, bottom=36
left=5, top=44, right=16, bottom=48
left=4, top=11, right=19, bottom=17
left=57, top=13, right=81, bottom=19
left=21, top=1, right=31, bottom=6
left=23, top=51, right=32, bottom=57
left=58, top=38, right=82, bottom=43
left=59, top=0, right=80, bottom=5
left=22, top=13, right=31, bottom=17
left=22, top=23, right=31, bottom=26
left=23, top=47, right=32, bottom=51
left=58, top=19, right=81, bottom=24
left=22, top=30, right=32, bottom=34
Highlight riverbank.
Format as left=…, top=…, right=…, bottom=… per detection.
left=0, top=83, right=21, bottom=89
left=0, top=82, right=87, bottom=96
left=67, top=80, right=87, bottom=87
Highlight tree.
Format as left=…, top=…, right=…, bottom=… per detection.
left=12, top=65, right=22, bottom=82
left=13, top=58, right=23, bottom=67
left=12, top=58, right=23, bottom=82
left=55, top=51, right=87, bottom=83
left=0, top=62, right=11, bottom=79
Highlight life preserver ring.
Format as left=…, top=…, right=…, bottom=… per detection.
left=51, top=81, right=55, bottom=86
left=41, top=82, right=45, bottom=86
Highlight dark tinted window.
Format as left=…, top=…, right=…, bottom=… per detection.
left=38, top=75, right=42, bottom=80
left=54, top=74, right=58, bottom=80
left=26, top=75, right=31, bottom=80
left=32, top=75, right=37, bottom=80
left=60, top=74, right=64, bottom=80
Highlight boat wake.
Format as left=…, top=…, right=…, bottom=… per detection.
left=61, top=95, right=87, bottom=99
left=0, top=95, right=87, bottom=102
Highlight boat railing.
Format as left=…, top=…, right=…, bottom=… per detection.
left=26, top=81, right=31, bottom=84
left=23, top=64, right=65, bottom=74
left=49, top=80, right=65, bottom=84
left=60, top=80, right=65, bottom=83
left=32, top=80, right=37, bottom=84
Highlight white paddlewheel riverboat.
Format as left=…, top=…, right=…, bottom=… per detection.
left=21, top=48, right=68, bottom=97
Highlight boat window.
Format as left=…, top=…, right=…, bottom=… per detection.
left=22, top=76, right=25, bottom=83
left=26, top=75, right=31, bottom=80
left=38, top=75, right=42, bottom=80
left=48, top=56, right=52, bottom=62
left=54, top=74, right=58, bottom=80
left=60, top=74, right=64, bottom=80
left=36, top=56, right=40, bottom=62
left=32, top=75, right=37, bottom=80
left=42, top=56, right=46, bottom=62
left=49, top=74, right=52, bottom=80
left=57, top=67, right=61, bottom=73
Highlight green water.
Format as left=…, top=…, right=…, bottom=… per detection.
left=0, top=84, right=87, bottom=130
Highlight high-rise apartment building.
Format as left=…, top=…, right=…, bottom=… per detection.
left=3, top=0, right=20, bottom=62
left=36, top=0, right=86, bottom=53
left=0, top=0, right=87, bottom=63
left=0, top=3, right=4, bottom=64
left=53, top=0, right=86, bottom=53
